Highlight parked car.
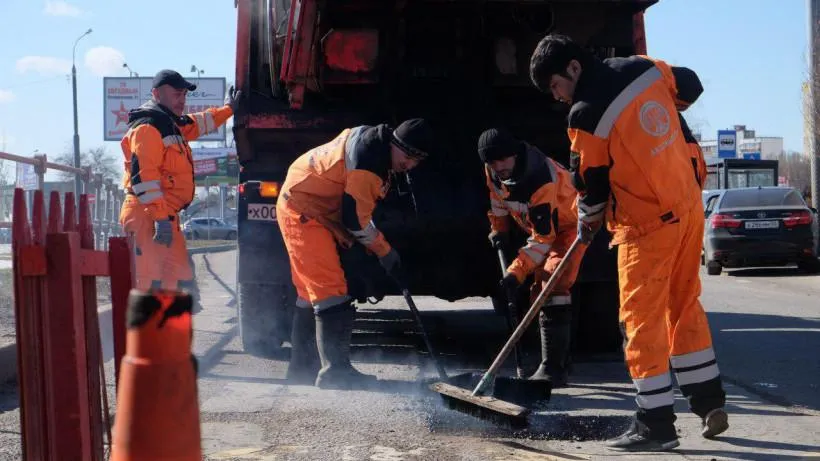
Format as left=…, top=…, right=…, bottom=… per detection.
left=703, top=186, right=820, bottom=275
left=183, top=217, right=238, bottom=240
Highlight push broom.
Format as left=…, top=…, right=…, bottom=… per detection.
left=430, top=236, right=583, bottom=427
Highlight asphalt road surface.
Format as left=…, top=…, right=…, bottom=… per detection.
left=0, top=250, right=818, bottom=460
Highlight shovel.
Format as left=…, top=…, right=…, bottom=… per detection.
left=474, top=237, right=584, bottom=407
left=493, top=244, right=526, bottom=378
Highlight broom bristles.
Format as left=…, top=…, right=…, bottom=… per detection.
left=430, top=381, right=530, bottom=429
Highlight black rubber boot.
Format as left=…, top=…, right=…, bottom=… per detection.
left=285, top=307, right=321, bottom=385
left=177, top=280, right=202, bottom=314
left=527, top=304, right=572, bottom=387
left=314, top=302, right=377, bottom=390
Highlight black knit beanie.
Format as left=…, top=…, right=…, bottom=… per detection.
left=477, top=128, right=523, bottom=163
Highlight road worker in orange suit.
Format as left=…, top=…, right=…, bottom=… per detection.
left=119, top=69, right=239, bottom=310
left=276, top=119, right=435, bottom=389
left=478, top=128, right=588, bottom=387
left=530, top=35, right=728, bottom=452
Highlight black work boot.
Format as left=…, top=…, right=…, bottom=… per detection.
left=285, top=307, right=321, bottom=385
left=177, top=280, right=203, bottom=314
left=527, top=303, right=572, bottom=387
left=314, top=301, right=377, bottom=390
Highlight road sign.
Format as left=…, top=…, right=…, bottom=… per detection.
left=742, top=152, right=761, bottom=160
left=717, top=130, right=737, bottom=159
left=103, top=77, right=226, bottom=142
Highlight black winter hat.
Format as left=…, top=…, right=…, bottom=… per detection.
left=477, top=128, right=523, bottom=163
left=392, top=118, right=435, bottom=160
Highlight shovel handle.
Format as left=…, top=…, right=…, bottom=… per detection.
left=401, top=288, right=449, bottom=380
left=496, top=247, right=524, bottom=377
left=472, top=237, right=582, bottom=396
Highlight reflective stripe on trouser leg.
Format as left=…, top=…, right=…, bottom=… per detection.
left=671, top=347, right=719, bottom=386
left=667, top=207, right=726, bottom=416
left=312, top=295, right=353, bottom=313
left=296, top=297, right=312, bottom=309
left=276, top=201, right=349, bottom=312
left=546, top=295, right=572, bottom=306
left=633, top=372, right=675, bottom=410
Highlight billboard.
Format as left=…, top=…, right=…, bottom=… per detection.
left=103, top=77, right=226, bottom=142
left=192, top=147, right=238, bottom=185
left=717, top=130, right=737, bottom=159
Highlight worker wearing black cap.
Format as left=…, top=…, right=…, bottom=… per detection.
left=478, top=128, right=588, bottom=387
left=119, top=69, right=241, bottom=310
left=277, top=119, right=435, bottom=389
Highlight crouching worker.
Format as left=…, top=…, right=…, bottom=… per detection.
left=478, top=128, right=588, bottom=387
left=276, top=119, right=435, bottom=389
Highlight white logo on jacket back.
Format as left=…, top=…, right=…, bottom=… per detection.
left=639, top=101, right=671, bottom=137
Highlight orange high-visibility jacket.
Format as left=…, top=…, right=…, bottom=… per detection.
left=567, top=55, right=704, bottom=245
left=280, top=125, right=396, bottom=258
left=120, top=101, right=233, bottom=221
left=485, top=144, right=578, bottom=283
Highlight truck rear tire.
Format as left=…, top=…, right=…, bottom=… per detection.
left=238, top=282, right=294, bottom=357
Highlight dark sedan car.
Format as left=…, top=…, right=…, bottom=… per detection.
left=703, top=186, right=820, bottom=275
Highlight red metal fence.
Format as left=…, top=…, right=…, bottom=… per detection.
left=0, top=151, right=125, bottom=249
left=12, top=187, right=134, bottom=460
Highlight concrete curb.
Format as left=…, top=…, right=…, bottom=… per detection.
left=188, top=243, right=237, bottom=255
left=0, top=305, right=114, bottom=385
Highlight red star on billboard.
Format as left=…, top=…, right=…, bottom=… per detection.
left=112, top=101, right=129, bottom=126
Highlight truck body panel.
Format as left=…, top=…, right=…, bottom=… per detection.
left=232, top=0, right=657, bottom=355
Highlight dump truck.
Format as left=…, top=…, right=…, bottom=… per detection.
left=231, top=0, right=658, bottom=356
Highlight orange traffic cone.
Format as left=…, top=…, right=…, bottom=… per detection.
left=111, top=289, right=200, bottom=461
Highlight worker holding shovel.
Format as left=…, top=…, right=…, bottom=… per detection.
left=276, top=119, right=436, bottom=390
left=529, top=34, right=728, bottom=452
left=478, top=128, right=589, bottom=388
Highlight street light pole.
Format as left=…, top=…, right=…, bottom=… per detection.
left=72, top=28, right=92, bottom=198
left=810, top=0, right=820, bottom=207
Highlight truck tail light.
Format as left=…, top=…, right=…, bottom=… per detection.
left=710, top=213, right=741, bottom=229
left=783, top=210, right=811, bottom=227
left=238, top=183, right=246, bottom=195
left=259, top=181, right=280, bottom=198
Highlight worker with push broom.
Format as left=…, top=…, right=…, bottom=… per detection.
left=277, top=119, right=436, bottom=390
left=529, top=34, right=729, bottom=452
left=478, top=128, right=588, bottom=389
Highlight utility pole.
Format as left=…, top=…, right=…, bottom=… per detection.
left=810, top=0, right=820, bottom=207
left=72, top=28, right=92, bottom=198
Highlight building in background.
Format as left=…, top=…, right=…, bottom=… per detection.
left=699, top=125, right=783, bottom=160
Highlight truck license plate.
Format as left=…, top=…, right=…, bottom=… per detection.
left=745, top=220, right=778, bottom=229
left=248, top=203, right=277, bottom=222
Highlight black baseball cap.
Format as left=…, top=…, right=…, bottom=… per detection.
left=152, top=69, right=197, bottom=91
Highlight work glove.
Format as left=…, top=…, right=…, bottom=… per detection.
left=379, top=248, right=408, bottom=289
left=577, top=219, right=602, bottom=245
left=153, top=219, right=173, bottom=247
left=225, top=85, right=242, bottom=111
left=488, top=230, right=510, bottom=250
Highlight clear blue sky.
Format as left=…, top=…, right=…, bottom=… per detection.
left=0, top=0, right=810, bottom=180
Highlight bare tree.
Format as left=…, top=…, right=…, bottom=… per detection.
left=765, top=150, right=812, bottom=197
left=54, top=146, right=121, bottom=184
